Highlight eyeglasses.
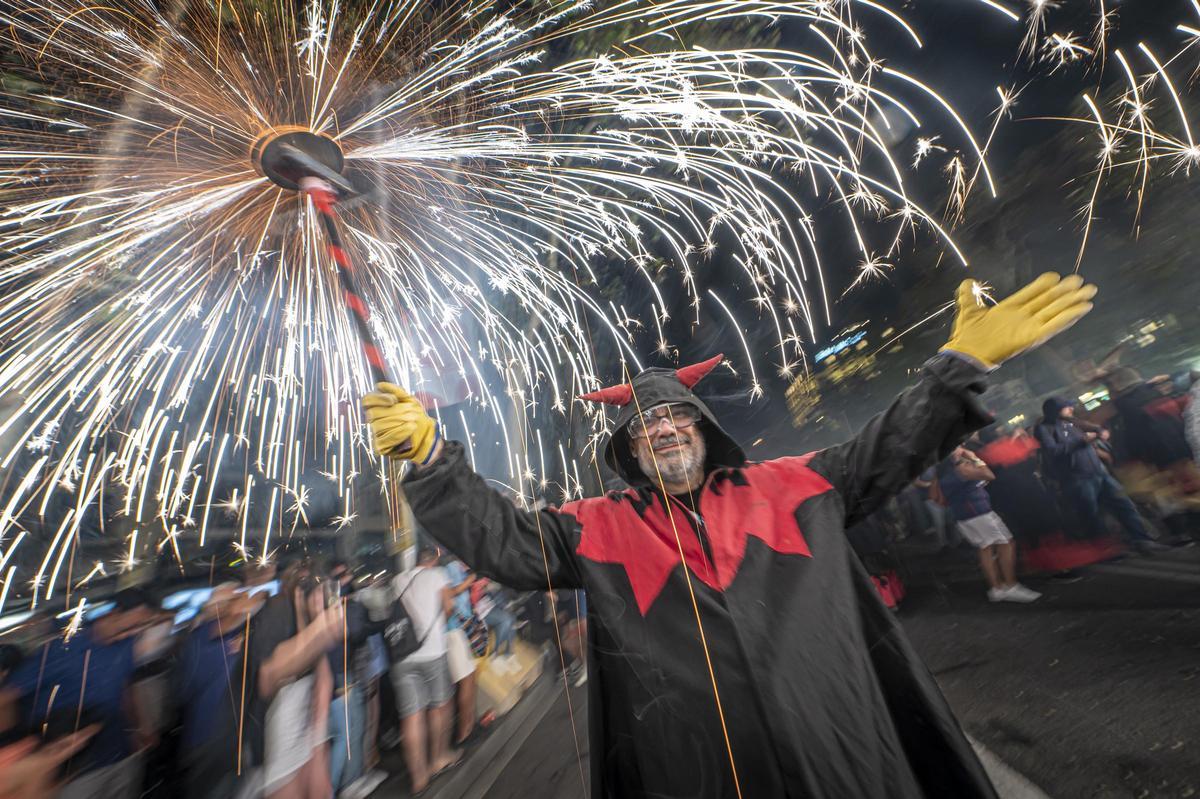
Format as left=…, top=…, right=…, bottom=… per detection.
left=627, top=403, right=701, bottom=440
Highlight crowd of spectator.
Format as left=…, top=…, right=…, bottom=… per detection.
left=0, top=542, right=580, bottom=799
left=887, top=366, right=1199, bottom=601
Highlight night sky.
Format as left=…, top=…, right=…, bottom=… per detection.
left=590, top=0, right=1200, bottom=460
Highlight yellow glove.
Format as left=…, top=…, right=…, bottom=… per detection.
left=941, top=272, right=1096, bottom=369
left=362, top=382, right=441, bottom=463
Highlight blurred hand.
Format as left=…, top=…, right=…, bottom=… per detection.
left=1086, top=432, right=1098, bottom=441
left=0, top=726, right=97, bottom=799
left=313, top=601, right=345, bottom=648
left=361, top=383, right=440, bottom=463
left=942, top=273, right=1097, bottom=369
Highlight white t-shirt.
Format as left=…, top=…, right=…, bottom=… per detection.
left=393, top=566, right=450, bottom=662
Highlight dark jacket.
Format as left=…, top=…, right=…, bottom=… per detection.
left=1111, top=381, right=1194, bottom=468
left=403, top=354, right=997, bottom=799
left=1035, top=397, right=1106, bottom=480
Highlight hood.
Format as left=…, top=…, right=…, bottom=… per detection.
left=579, top=355, right=746, bottom=486
left=1042, top=395, right=1073, bottom=422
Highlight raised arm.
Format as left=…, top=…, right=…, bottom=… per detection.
left=257, top=602, right=342, bottom=699
left=363, top=382, right=585, bottom=589
left=401, top=440, right=584, bottom=590
left=808, top=355, right=991, bottom=527
left=810, top=273, right=1096, bottom=528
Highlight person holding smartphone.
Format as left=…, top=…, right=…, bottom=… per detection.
left=245, top=564, right=343, bottom=799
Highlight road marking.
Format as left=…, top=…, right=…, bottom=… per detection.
left=969, top=735, right=1054, bottom=799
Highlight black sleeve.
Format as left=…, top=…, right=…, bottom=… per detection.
left=808, top=354, right=991, bottom=528
left=403, top=441, right=585, bottom=590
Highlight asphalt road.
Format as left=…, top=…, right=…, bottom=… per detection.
left=902, top=548, right=1200, bottom=799
left=431, top=547, right=1200, bottom=799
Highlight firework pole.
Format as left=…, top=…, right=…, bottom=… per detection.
left=251, top=128, right=413, bottom=545
left=300, top=176, right=390, bottom=385
left=251, top=128, right=392, bottom=384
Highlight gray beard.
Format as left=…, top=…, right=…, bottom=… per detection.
left=636, top=434, right=707, bottom=489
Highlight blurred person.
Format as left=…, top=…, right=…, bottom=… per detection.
left=529, top=590, right=585, bottom=684
left=391, top=546, right=460, bottom=793
left=327, top=561, right=389, bottom=799
left=976, top=425, right=1062, bottom=549
left=1105, top=369, right=1200, bottom=540
left=129, top=598, right=177, bottom=796
left=912, top=466, right=954, bottom=549
left=1104, top=367, right=1195, bottom=469
left=553, top=591, right=588, bottom=687
left=896, top=482, right=932, bottom=543
left=364, top=273, right=1096, bottom=798
left=175, top=582, right=252, bottom=799
left=472, top=578, right=517, bottom=668
left=440, top=556, right=479, bottom=746
left=938, top=446, right=1041, bottom=603
left=845, top=503, right=907, bottom=610
left=1036, top=396, right=1164, bottom=552
left=0, top=711, right=97, bottom=799
left=246, top=564, right=343, bottom=799
left=5, top=588, right=153, bottom=799
left=354, top=560, right=397, bottom=763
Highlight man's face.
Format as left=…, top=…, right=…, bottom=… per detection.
left=1061, top=405, right=1075, bottom=419
left=628, top=403, right=707, bottom=489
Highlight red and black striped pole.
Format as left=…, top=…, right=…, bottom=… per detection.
left=300, top=177, right=390, bottom=385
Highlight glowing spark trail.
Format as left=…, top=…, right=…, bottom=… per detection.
left=0, top=0, right=999, bottom=596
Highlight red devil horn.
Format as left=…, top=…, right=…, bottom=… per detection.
left=578, top=383, right=634, bottom=407
left=675, top=354, right=724, bottom=389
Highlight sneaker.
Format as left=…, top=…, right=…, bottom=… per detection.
left=987, top=586, right=1010, bottom=603
left=1003, top=584, right=1042, bottom=602
left=379, top=728, right=401, bottom=751
left=572, top=665, right=588, bottom=687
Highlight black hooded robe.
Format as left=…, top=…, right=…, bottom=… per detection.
left=403, top=354, right=998, bottom=798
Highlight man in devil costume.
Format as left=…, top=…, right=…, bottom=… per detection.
left=363, top=273, right=1097, bottom=798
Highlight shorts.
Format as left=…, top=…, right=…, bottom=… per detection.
left=263, top=675, right=320, bottom=793
left=956, top=511, right=1014, bottom=549
left=446, top=627, right=476, bottom=683
left=391, top=655, right=452, bottom=717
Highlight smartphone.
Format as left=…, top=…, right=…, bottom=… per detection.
left=322, top=578, right=341, bottom=608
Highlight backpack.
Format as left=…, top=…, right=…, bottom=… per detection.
left=384, top=569, right=434, bottom=662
